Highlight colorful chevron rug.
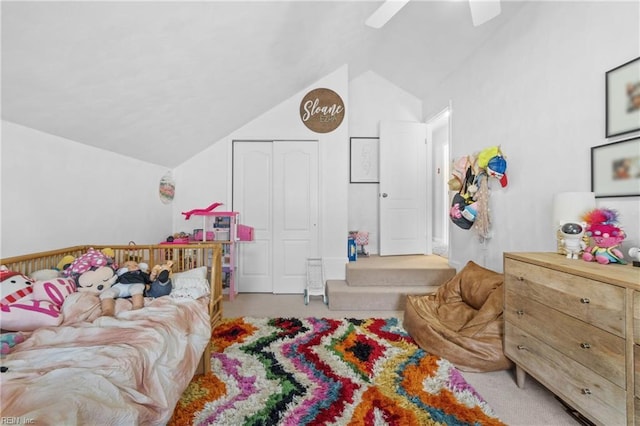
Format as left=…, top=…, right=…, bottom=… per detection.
left=169, top=317, right=505, bottom=426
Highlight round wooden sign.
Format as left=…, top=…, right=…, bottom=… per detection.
left=299, top=88, right=345, bottom=133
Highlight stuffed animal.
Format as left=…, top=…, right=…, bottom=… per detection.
left=581, top=208, right=627, bottom=265
left=64, top=248, right=121, bottom=316
left=117, top=259, right=173, bottom=298
left=1, top=332, right=25, bottom=355
left=146, top=260, right=173, bottom=298
left=55, top=255, right=76, bottom=272
left=0, top=266, right=73, bottom=331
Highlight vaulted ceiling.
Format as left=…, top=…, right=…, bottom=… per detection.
left=1, top=1, right=526, bottom=167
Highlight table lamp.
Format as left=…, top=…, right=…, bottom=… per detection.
left=552, top=192, right=596, bottom=255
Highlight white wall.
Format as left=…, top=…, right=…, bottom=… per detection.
left=348, top=71, right=423, bottom=254
left=1, top=121, right=173, bottom=258
left=424, top=1, right=640, bottom=272
left=173, top=66, right=350, bottom=279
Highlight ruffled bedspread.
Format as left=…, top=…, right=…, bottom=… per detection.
left=0, top=292, right=211, bottom=425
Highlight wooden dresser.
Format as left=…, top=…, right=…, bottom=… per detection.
left=503, top=252, right=640, bottom=426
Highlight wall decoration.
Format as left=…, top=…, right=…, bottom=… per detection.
left=159, top=171, right=175, bottom=204
left=350, top=137, right=379, bottom=183
left=606, top=57, right=640, bottom=137
left=300, top=88, right=345, bottom=133
left=591, top=137, right=640, bottom=198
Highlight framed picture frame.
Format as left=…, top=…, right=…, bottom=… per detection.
left=591, top=136, right=640, bottom=198
left=350, top=137, right=379, bottom=183
left=606, top=57, right=640, bottom=138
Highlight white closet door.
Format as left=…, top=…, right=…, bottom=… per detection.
left=233, top=142, right=273, bottom=293
left=233, top=140, right=319, bottom=294
left=273, top=141, right=319, bottom=294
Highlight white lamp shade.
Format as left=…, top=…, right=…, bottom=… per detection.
left=552, top=192, right=596, bottom=229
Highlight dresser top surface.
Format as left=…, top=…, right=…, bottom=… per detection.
left=504, top=252, right=640, bottom=290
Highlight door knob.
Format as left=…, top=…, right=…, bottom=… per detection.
left=381, top=193, right=388, bottom=198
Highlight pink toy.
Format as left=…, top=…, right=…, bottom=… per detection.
left=181, top=202, right=223, bottom=220
left=0, top=267, right=67, bottom=331
left=1, top=332, right=25, bottom=355
left=581, top=208, right=627, bottom=265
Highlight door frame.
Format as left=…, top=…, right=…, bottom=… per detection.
left=425, top=102, right=452, bottom=259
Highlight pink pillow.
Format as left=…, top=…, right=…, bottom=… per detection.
left=0, top=269, right=66, bottom=332
left=32, top=277, right=76, bottom=306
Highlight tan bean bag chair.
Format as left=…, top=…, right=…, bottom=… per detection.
left=404, top=260, right=512, bottom=372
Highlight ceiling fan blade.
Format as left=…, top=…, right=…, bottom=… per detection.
left=365, top=0, right=410, bottom=29
left=469, top=0, right=501, bottom=27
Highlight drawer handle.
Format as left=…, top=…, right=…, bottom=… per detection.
left=581, top=388, right=592, bottom=395
left=580, top=342, right=591, bottom=349
left=516, top=309, right=525, bottom=316
left=517, top=345, right=527, bottom=351
left=516, top=276, right=524, bottom=281
left=580, top=297, right=590, bottom=304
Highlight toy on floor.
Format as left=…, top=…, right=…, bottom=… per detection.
left=1, top=332, right=25, bottom=355
left=181, top=202, right=223, bottom=220
left=581, top=208, right=627, bottom=265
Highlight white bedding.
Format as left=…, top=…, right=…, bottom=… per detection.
left=0, top=292, right=211, bottom=425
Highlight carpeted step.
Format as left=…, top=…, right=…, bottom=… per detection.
left=346, top=255, right=455, bottom=287
left=326, top=279, right=440, bottom=311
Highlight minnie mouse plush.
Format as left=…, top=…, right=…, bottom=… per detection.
left=64, top=248, right=143, bottom=316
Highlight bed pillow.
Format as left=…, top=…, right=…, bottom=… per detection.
left=171, top=266, right=207, bottom=280
left=170, top=267, right=210, bottom=299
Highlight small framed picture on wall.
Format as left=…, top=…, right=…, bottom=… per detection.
left=606, top=57, right=640, bottom=137
left=591, top=136, right=640, bottom=198
left=350, top=137, right=379, bottom=183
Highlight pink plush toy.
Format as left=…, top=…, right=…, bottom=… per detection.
left=0, top=267, right=75, bottom=331
left=1, top=332, right=25, bottom=355
left=581, top=208, right=627, bottom=265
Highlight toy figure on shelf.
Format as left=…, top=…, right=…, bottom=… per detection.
left=581, top=208, right=627, bottom=265
left=558, top=222, right=587, bottom=260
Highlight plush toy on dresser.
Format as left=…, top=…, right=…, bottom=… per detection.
left=581, top=208, right=627, bottom=265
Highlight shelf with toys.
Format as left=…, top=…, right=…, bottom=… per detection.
left=180, top=204, right=254, bottom=301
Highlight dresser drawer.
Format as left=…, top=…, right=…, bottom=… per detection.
left=505, top=289, right=626, bottom=388
left=505, top=322, right=626, bottom=426
left=504, top=259, right=625, bottom=337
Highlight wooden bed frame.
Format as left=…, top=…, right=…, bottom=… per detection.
left=0, top=243, right=223, bottom=374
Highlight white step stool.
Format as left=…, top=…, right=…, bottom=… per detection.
left=305, top=257, right=326, bottom=305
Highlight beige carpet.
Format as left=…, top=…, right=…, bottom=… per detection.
left=223, top=293, right=578, bottom=426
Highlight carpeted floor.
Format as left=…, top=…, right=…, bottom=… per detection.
left=170, top=317, right=506, bottom=426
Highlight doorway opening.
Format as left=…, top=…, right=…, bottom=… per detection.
left=426, top=106, right=451, bottom=258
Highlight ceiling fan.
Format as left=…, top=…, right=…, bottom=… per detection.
left=365, top=0, right=502, bottom=29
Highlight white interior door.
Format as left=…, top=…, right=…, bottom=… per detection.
left=233, top=140, right=319, bottom=294
left=233, top=142, right=273, bottom=293
left=273, top=141, right=319, bottom=293
left=379, top=121, right=428, bottom=255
